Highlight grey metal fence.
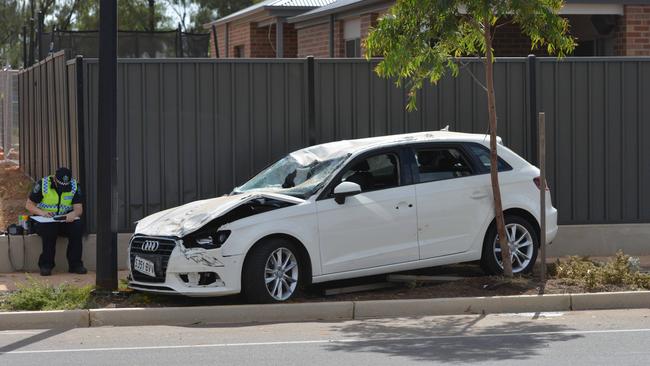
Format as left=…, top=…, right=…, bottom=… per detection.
left=78, top=59, right=309, bottom=231
left=0, top=69, right=19, bottom=155
left=18, top=51, right=80, bottom=181
left=18, top=56, right=650, bottom=232
left=537, top=58, right=650, bottom=225
left=38, top=30, right=210, bottom=61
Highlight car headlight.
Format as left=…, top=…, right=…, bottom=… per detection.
left=186, top=230, right=231, bottom=249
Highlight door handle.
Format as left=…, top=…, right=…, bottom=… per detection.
left=470, top=191, right=488, bottom=199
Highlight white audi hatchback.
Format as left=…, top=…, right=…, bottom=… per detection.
left=128, top=130, right=558, bottom=302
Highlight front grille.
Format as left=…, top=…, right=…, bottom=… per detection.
left=129, top=236, right=177, bottom=283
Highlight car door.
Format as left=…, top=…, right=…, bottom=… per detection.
left=316, top=149, right=419, bottom=274
left=410, top=144, right=493, bottom=259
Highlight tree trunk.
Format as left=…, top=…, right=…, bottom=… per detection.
left=484, top=21, right=513, bottom=277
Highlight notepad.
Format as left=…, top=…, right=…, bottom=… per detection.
left=30, top=216, right=80, bottom=223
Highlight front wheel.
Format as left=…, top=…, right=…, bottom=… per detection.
left=481, top=215, right=539, bottom=275
left=242, top=239, right=301, bottom=303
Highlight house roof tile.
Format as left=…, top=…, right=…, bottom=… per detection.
left=211, top=0, right=336, bottom=25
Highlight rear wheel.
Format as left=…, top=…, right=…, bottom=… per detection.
left=242, top=238, right=300, bottom=303
left=481, top=215, right=539, bottom=275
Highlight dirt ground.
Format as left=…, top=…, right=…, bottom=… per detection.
left=2, top=257, right=649, bottom=309
left=0, top=161, right=33, bottom=230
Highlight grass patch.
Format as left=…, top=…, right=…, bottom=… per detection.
left=1, top=277, right=94, bottom=311
left=551, top=251, right=650, bottom=290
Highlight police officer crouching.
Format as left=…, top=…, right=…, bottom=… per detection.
left=25, top=167, right=87, bottom=276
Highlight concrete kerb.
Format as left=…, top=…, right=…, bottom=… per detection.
left=0, top=310, right=89, bottom=330
left=570, top=291, right=650, bottom=311
left=89, top=301, right=355, bottom=327
left=1, top=291, right=649, bottom=330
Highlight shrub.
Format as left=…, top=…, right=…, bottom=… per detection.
left=2, top=277, right=94, bottom=311
left=553, top=251, right=650, bottom=290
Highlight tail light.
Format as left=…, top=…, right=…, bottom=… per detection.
left=533, top=177, right=550, bottom=191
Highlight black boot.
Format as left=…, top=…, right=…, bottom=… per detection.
left=40, top=267, right=52, bottom=276
left=68, top=266, right=88, bottom=274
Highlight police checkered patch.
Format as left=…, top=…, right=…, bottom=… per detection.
left=33, top=183, right=41, bottom=193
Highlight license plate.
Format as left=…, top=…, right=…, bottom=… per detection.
left=134, top=256, right=156, bottom=277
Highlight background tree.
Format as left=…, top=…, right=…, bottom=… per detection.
left=59, top=0, right=171, bottom=31
left=1, top=0, right=259, bottom=65
left=0, top=1, right=26, bottom=67
left=1, top=0, right=174, bottom=66
left=192, top=0, right=257, bottom=30
left=365, top=0, right=574, bottom=277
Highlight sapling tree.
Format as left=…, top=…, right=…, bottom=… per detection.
left=365, top=0, right=574, bottom=276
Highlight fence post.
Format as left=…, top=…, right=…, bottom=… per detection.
left=211, top=25, right=219, bottom=58
left=28, top=17, right=35, bottom=66
left=22, top=25, right=27, bottom=68
left=96, top=0, right=118, bottom=291
left=37, top=11, right=44, bottom=61
left=49, top=26, right=56, bottom=56
left=538, top=112, right=546, bottom=283
left=75, top=55, right=87, bottom=234
left=148, top=0, right=155, bottom=32
left=527, top=54, right=537, bottom=165
left=176, top=23, right=183, bottom=58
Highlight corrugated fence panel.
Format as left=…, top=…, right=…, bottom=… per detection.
left=19, top=56, right=650, bottom=231
left=538, top=58, right=650, bottom=225
left=314, top=59, right=531, bottom=159
left=17, top=51, right=76, bottom=181
left=81, top=59, right=308, bottom=232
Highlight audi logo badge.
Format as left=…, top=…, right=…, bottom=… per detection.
left=142, top=240, right=160, bottom=252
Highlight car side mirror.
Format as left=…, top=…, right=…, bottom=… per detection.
left=333, top=181, right=361, bottom=204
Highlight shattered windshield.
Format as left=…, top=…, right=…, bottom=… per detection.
left=233, top=153, right=349, bottom=198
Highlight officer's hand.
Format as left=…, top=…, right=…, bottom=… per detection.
left=65, top=213, right=76, bottom=223
left=39, top=210, right=54, bottom=217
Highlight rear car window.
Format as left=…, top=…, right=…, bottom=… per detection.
left=469, top=144, right=513, bottom=173
left=414, top=148, right=473, bottom=183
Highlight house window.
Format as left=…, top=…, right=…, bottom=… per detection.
left=345, top=39, right=361, bottom=57
left=343, top=18, right=361, bottom=58
left=233, top=45, right=244, bottom=58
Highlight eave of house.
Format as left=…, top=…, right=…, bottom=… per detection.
left=205, top=0, right=336, bottom=28
left=288, top=0, right=648, bottom=28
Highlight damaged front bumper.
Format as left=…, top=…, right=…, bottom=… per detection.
left=127, top=235, right=243, bottom=297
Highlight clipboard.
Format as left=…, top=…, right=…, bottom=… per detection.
left=30, top=215, right=80, bottom=223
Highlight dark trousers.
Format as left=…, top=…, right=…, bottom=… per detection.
left=37, top=220, right=84, bottom=270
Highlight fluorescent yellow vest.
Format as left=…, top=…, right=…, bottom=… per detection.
left=36, top=176, right=78, bottom=215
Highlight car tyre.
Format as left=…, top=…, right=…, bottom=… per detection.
left=480, top=214, right=539, bottom=275
left=242, top=238, right=301, bottom=303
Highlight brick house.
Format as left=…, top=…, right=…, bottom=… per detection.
left=205, top=0, right=335, bottom=58
left=208, top=0, right=650, bottom=57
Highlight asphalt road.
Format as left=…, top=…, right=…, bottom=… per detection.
left=1, top=309, right=650, bottom=365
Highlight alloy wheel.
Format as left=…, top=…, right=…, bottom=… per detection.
left=264, top=247, right=299, bottom=301
left=493, top=223, right=534, bottom=273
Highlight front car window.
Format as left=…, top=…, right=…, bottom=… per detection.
left=415, top=147, right=473, bottom=183
left=234, top=154, right=348, bottom=198
left=340, top=153, right=400, bottom=192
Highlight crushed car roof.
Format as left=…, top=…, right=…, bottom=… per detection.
left=290, top=130, right=496, bottom=164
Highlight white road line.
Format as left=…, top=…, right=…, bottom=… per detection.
left=0, top=331, right=40, bottom=336
left=2, top=328, right=650, bottom=355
